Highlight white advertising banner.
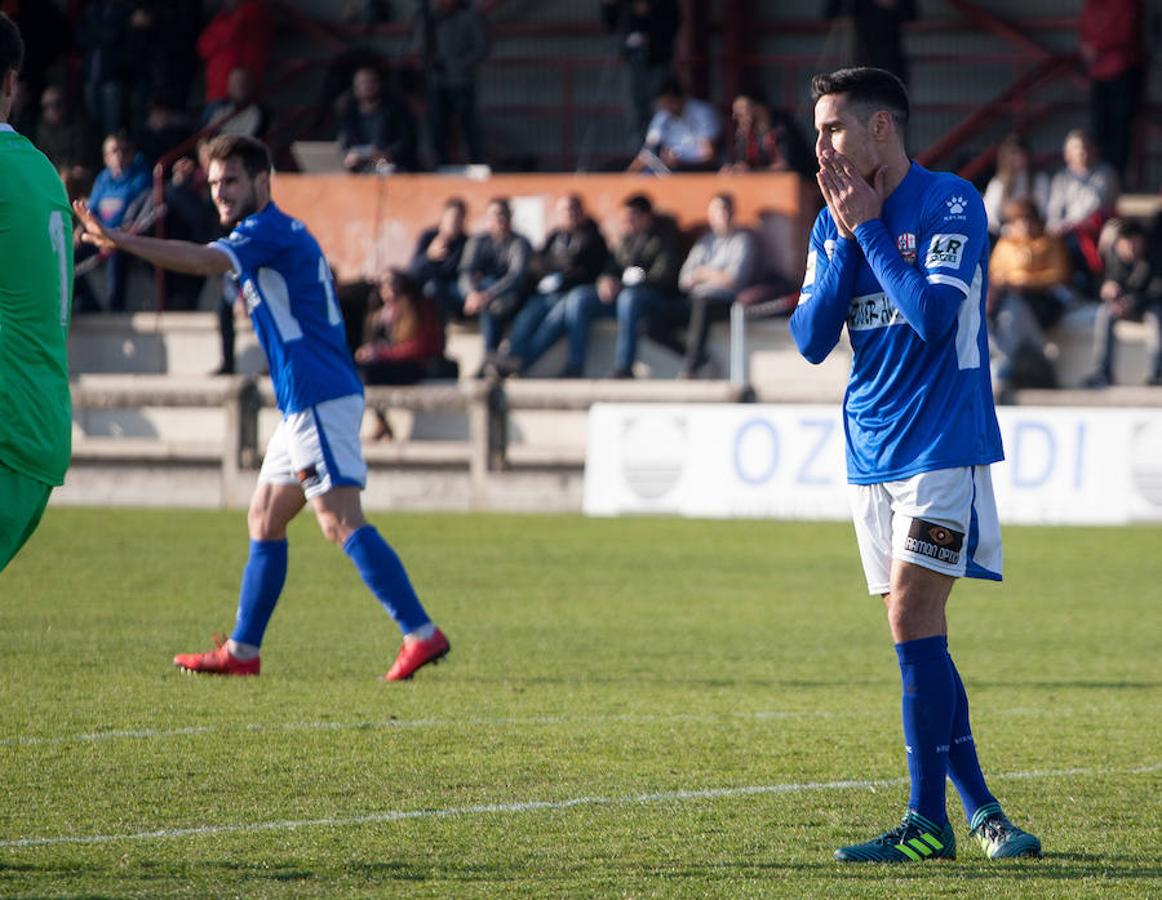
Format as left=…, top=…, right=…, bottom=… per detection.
left=583, top=404, right=1162, bottom=525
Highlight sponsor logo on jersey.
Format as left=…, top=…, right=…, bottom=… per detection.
left=242, top=280, right=262, bottom=313
left=296, top=464, right=321, bottom=490
left=925, top=233, right=968, bottom=270
left=847, top=292, right=903, bottom=331
left=904, top=518, right=965, bottom=564
left=897, top=232, right=917, bottom=264
left=946, top=195, right=967, bottom=215
left=823, top=239, right=837, bottom=260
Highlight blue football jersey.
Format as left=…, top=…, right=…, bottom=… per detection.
left=212, top=203, right=363, bottom=414
left=790, top=162, right=1004, bottom=484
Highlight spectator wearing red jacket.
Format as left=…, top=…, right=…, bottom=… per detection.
left=1079, top=0, right=1145, bottom=177
left=196, top=0, right=271, bottom=103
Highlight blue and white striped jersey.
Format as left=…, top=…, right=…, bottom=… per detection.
left=212, top=203, right=362, bottom=414
left=790, top=161, right=1004, bottom=484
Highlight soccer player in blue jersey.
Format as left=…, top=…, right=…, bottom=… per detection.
left=790, top=68, right=1042, bottom=862
left=74, top=135, right=449, bottom=681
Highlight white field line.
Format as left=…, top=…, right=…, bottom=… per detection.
left=0, top=710, right=835, bottom=748
left=1, top=762, right=1158, bottom=850
left=1, top=702, right=1137, bottom=749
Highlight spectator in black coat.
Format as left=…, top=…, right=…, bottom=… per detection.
left=602, top=0, right=681, bottom=147
left=824, top=0, right=917, bottom=86
left=408, top=196, right=468, bottom=321
left=337, top=65, right=418, bottom=172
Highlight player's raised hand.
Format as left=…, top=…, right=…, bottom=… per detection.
left=72, top=200, right=118, bottom=251
left=819, top=150, right=887, bottom=234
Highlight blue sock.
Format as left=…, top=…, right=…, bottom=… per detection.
left=231, top=539, right=289, bottom=648
left=946, top=656, right=997, bottom=823
left=343, top=525, right=430, bottom=635
left=896, top=635, right=956, bottom=826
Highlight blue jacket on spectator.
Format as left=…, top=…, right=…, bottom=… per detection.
left=89, top=153, right=151, bottom=229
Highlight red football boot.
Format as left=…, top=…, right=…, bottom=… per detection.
left=173, top=635, right=260, bottom=676
left=384, top=628, right=450, bottom=681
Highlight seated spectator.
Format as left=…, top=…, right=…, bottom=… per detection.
left=628, top=78, right=721, bottom=174
left=201, top=67, right=269, bottom=139
left=337, top=65, right=418, bottom=173
left=75, top=131, right=151, bottom=312
left=1082, top=221, right=1162, bottom=387
left=1045, top=129, right=1119, bottom=288
left=678, top=193, right=759, bottom=378
left=987, top=199, right=1073, bottom=394
left=197, top=0, right=271, bottom=104
left=459, top=197, right=532, bottom=364
left=138, top=95, right=196, bottom=167
left=720, top=92, right=814, bottom=179
left=355, top=269, right=451, bottom=439
left=590, top=193, right=685, bottom=378
left=982, top=133, right=1051, bottom=238
left=487, top=194, right=609, bottom=378
left=409, top=197, right=469, bottom=321
left=35, top=86, right=98, bottom=177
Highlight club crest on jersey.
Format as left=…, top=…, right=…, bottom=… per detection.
left=925, top=233, right=968, bottom=270
left=896, top=232, right=917, bottom=265
left=823, top=238, right=837, bottom=260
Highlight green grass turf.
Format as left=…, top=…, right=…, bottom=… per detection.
left=1, top=508, right=1160, bottom=898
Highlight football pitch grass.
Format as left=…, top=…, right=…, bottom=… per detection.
left=1, top=509, right=1159, bottom=898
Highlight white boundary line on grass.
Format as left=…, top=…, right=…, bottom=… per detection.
left=0, top=710, right=836, bottom=748
left=2, top=762, right=1158, bottom=850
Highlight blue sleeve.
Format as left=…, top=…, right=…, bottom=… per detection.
left=853, top=219, right=964, bottom=343
left=789, top=215, right=859, bottom=365
left=211, top=220, right=278, bottom=276
left=854, top=180, right=988, bottom=343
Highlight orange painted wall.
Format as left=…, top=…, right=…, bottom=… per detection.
left=273, top=173, right=819, bottom=287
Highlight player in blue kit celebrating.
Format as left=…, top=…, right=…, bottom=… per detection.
left=74, top=135, right=449, bottom=681
left=790, top=69, right=1041, bottom=862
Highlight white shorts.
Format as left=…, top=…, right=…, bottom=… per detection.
left=258, top=394, right=367, bottom=500
left=849, top=466, right=1003, bottom=595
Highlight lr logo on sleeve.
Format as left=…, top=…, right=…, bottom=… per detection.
left=926, top=233, right=968, bottom=269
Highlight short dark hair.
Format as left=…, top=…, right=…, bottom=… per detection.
left=624, top=193, right=653, bottom=215
left=711, top=192, right=735, bottom=214
left=444, top=196, right=466, bottom=215
left=0, top=13, right=23, bottom=81
left=655, top=77, right=684, bottom=102
left=811, top=67, right=910, bottom=128
left=1117, top=221, right=1146, bottom=241
left=206, top=134, right=272, bottom=179
left=487, top=196, right=512, bottom=222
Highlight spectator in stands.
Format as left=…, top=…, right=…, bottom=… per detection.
left=75, top=0, right=136, bottom=138
left=1080, top=0, right=1144, bottom=178
left=982, top=133, right=1051, bottom=239
left=409, top=197, right=469, bottom=322
left=486, top=194, right=609, bottom=378
left=35, top=85, right=97, bottom=176
left=458, top=197, right=532, bottom=363
left=1, top=0, right=70, bottom=131
left=824, top=0, right=917, bottom=86
left=987, top=199, right=1073, bottom=395
left=1082, top=221, right=1162, bottom=387
left=600, top=0, right=681, bottom=147
left=678, top=193, right=759, bottom=379
left=355, top=269, right=449, bottom=439
left=124, top=153, right=220, bottom=311
left=138, top=94, right=195, bottom=167
left=411, top=0, right=490, bottom=166
left=202, top=67, right=269, bottom=139
left=628, top=79, right=721, bottom=173
left=720, top=91, right=814, bottom=179
left=337, top=66, right=418, bottom=173
left=196, top=0, right=271, bottom=104
left=1045, top=129, right=1119, bottom=290
left=75, top=132, right=151, bottom=312
left=591, top=193, right=685, bottom=378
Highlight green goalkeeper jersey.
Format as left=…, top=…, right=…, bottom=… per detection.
left=0, top=125, right=73, bottom=485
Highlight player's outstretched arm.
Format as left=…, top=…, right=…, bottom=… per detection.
left=73, top=200, right=233, bottom=277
